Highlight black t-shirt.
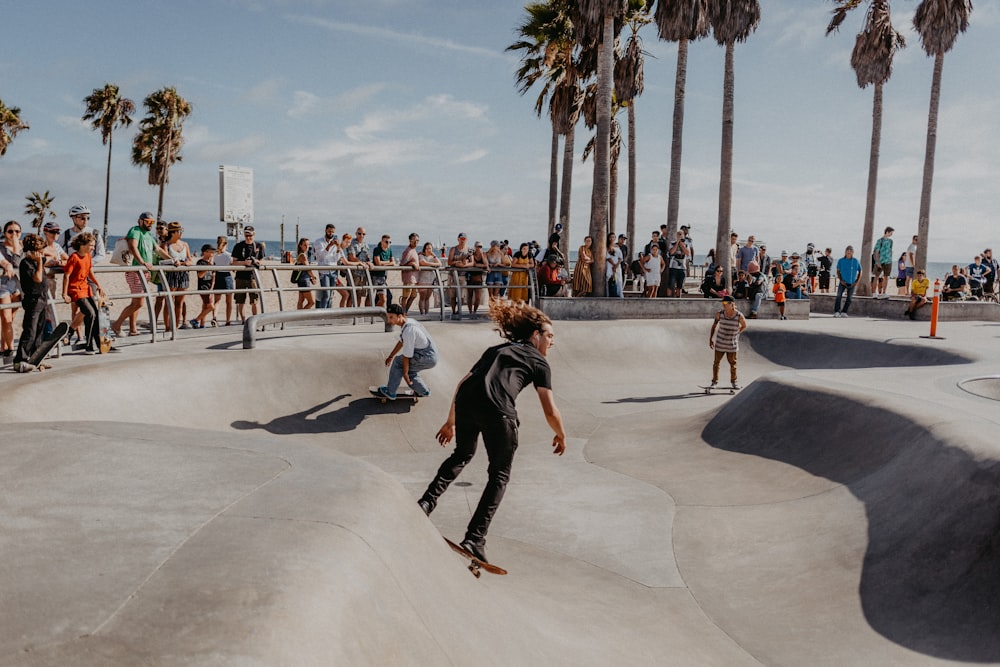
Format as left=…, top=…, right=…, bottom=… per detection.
left=456, top=342, right=552, bottom=419
left=231, top=241, right=264, bottom=280
left=197, top=258, right=214, bottom=291
left=19, top=256, right=47, bottom=301
left=944, top=275, right=966, bottom=291
left=818, top=255, right=833, bottom=274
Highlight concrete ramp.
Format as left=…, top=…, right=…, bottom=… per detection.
left=2, top=318, right=999, bottom=665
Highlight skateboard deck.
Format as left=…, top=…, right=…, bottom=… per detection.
left=27, top=322, right=68, bottom=368
left=443, top=537, right=507, bottom=578
left=369, top=386, right=419, bottom=404
left=99, top=301, right=114, bottom=353
left=699, top=384, right=741, bottom=395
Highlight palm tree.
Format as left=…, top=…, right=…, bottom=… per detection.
left=132, top=86, right=192, bottom=220
left=653, top=0, right=710, bottom=253
left=551, top=77, right=583, bottom=258
left=83, top=84, right=135, bottom=245
left=827, top=1, right=905, bottom=297
left=0, top=100, right=29, bottom=157
left=508, top=0, right=579, bottom=255
left=574, top=0, right=628, bottom=296
left=912, top=0, right=972, bottom=273
left=615, top=0, right=652, bottom=254
left=707, top=0, right=761, bottom=283
left=582, top=97, right=624, bottom=236
left=24, top=191, right=56, bottom=234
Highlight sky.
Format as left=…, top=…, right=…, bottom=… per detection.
left=1, top=1, right=997, bottom=262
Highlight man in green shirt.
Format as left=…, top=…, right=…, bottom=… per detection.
left=111, top=212, right=157, bottom=337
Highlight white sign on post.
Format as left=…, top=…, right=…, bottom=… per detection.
left=219, top=165, right=254, bottom=225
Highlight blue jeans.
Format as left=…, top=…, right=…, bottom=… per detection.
left=315, top=271, right=337, bottom=308
left=834, top=283, right=855, bottom=313
left=751, top=291, right=764, bottom=314
left=385, top=344, right=438, bottom=397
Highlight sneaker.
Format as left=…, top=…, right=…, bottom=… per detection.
left=460, top=539, right=488, bottom=563
left=417, top=499, right=432, bottom=516
left=748, top=312, right=758, bottom=319
left=840, top=313, right=848, bottom=318
left=377, top=386, right=396, bottom=401
left=414, top=389, right=431, bottom=398
left=84, top=349, right=98, bottom=356
left=15, top=362, right=36, bottom=373
left=832, top=312, right=841, bottom=318
left=709, top=380, right=718, bottom=387
left=731, top=383, right=741, bottom=390
left=780, top=315, right=788, bottom=320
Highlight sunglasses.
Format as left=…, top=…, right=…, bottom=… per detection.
left=73, top=215, right=90, bottom=219
left=5, top=230, right=21, bottom=235
left=44, top=230, right=59, bottom=234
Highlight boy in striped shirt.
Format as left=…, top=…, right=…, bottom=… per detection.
left=709, top=295, right=748, bottom=389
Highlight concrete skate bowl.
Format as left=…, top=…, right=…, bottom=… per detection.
left=745, top=331, right=974, bottom=369
left=700, top=379, right=1000, bottom=662
left=959, top=375, right=1000, bottom=401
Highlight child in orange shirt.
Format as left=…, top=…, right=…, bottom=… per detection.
left=62, top=232, right=106, bottom=354
left=772, top=278, right=787, bottom=320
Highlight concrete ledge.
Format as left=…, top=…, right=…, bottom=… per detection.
left=809, top=294, right=1000, bottom=321
left=541, top=297, right=810, bottom=320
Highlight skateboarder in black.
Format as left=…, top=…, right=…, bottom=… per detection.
left=417, top=300, right=566, bottom=563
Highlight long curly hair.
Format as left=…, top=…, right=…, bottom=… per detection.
left=489, top=300, right=551, bottom=343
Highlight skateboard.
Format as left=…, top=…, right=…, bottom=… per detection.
left=443, top=537, right=507, bottom=578
left=369, top=386, right=419, bottom=404
left=27, top=322, right=68, bottom=368
left=699, top=384, right=741, bottom=395
left=98, top=300, right=114, bottom=353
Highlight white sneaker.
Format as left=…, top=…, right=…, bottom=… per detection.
left=833, top=312, right=841, bottom=318
left=841, top=313, right=849, bottom=318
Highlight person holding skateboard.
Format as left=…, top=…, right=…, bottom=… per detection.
left=377, top=303, right=438, bottom=400
left=12, top=234, right=50, bottom=372
left=417, top=300, right=566, bottom=564
left=709, top=295, right=747, bottom=390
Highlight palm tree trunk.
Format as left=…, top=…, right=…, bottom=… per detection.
left=915, top=52, right=943, bottom=274
left=665, top=37, right=689, bottom=245
left=589, top=14, right=615, bottom=297
left=103, top=133, right=113, bottom=245
left=610, top=160, right=618, bottom=238
left=857, top=81, right=884, bottom=297
left=559, top=127, right=575, bottom=257
left=716, top=41, right=736, bottom=283
left=626, top=101, right=637, bottom=258
left=549, top=126, right=560, bottom=240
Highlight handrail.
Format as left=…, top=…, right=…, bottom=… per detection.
left=243, top=307, right=390, bottom=349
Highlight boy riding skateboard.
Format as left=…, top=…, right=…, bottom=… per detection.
left=709, top=295, right=747, bottom=390
left=417, top=301, right=567, bottom=564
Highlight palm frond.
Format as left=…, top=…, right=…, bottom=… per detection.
left=707, top=0, right=761, bottom=45
left=655, top=0, right=710, bottom=42
left=913, top=0, right=972, bottom=56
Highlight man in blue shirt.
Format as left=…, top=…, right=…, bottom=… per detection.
left=834, top=245, right=862, bottom=317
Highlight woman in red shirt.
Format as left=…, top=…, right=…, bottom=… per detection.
left=62, top=233, right=106, bottom=354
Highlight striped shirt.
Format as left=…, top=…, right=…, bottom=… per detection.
left=713, top=310, right=744, bottom=352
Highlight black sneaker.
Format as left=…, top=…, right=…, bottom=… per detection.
left=460, top=540, right=488, bottom=563
left=417, top=499, right=432, bottom=516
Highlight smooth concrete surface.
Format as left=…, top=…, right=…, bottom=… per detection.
left=809, top=292, right=1000, bottom=321
left=2, top=314, right=999, bottom=665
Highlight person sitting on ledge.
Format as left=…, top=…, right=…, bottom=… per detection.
left=904, top=269, right=930, bottom=320
left=941, top=265, right=967, bottom=301
left=537, top=253, right=565, bottom=297
left=700, top=266, right=728, bottom=298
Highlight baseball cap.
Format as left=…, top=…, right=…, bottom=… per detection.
left=201, top=244, right=216, bottom=253
left=42, top=221, right=60, bottom=232
left=458, top=232, right=467, bottom=239
left=244, top=225, right=255, bottom=232
left=139, top=211, right=156, bottom=222
left=386, top=303, right=404, bottom=315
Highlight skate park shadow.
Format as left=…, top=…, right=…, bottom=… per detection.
left=606, top=393, right=717, bottom=404
left=702, top=380, right=1000, bottom=661
left=231, top=393, right=414, bottom=435
left=746, top=331, right=973, bottom=369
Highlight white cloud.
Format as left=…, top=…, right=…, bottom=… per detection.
left=288, top=90, right=320, bottom=119
left=286, top=14, right=505, bottom=60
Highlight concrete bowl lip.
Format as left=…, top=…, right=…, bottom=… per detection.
left=957, top=375, right=1000, bottom=401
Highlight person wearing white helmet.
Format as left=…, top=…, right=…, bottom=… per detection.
left=60, top=205, right=106, bottom=345
left=62, top=205, right=107, bottom=263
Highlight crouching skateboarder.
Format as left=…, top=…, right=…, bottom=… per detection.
left=377, top=303, right=437, bottom=399
left=417, top=301, right=567, bottom=564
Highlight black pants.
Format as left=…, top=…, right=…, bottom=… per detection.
left=14, top=297, right=48, bottom=364
left=420, top=411, right=519, bottom=547
left=76, top=296, right=100, bottom=352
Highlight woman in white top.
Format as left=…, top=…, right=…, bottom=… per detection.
left=643, top=245, right=665, bottom=298
left=213, top=236, right=234, bottom=325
